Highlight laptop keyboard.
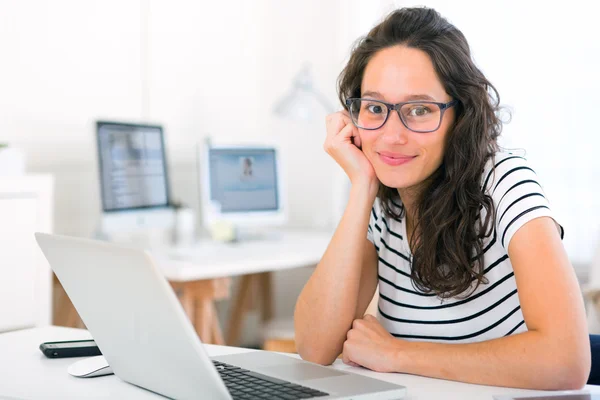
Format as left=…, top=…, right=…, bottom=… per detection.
left=213, top=360, right=330, bottom=399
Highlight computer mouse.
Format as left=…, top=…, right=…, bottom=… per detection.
left=67, top=355, right=114, bottom=378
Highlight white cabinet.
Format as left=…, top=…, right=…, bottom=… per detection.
left=0, top=175, right=53, bottom=332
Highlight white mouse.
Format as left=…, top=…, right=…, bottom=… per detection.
left=67, top=355, right=113, bottom=378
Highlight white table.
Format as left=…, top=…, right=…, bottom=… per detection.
left=1, top=327, right=598, bottom=400
left=152, top=230, right=332, bottom=282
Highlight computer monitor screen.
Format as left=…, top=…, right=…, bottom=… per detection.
left=96, top=121, right=170, bottom=212
left=208, top=148, right=278, bottom=212
left=200, top=144, right=286, bottom=229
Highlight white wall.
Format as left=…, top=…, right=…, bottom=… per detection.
left=0, top=1, right=144, bottom=235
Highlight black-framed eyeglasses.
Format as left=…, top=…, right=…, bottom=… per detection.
left=345, top=98, right=458, bottom=133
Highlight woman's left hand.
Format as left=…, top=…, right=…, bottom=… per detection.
left=342, top=314, right=406, bottom=372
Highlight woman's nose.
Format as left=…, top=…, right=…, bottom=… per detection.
left=381, top=111, right=410, bottom=144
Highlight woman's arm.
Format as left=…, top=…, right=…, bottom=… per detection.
left=342, top=216, right=591, bottom=389
left=294, top=182, right=379, bottom=365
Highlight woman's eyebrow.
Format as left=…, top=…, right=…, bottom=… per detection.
left=404, top=94, right=436, bottom=101
left=361, top=90, right=384, bottom=99
left=361, top=91, right=437, bottom=102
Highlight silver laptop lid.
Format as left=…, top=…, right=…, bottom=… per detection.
left=35, top=233, right=230, bottom=400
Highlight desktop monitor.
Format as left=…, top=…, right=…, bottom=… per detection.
left=96, top=121, right=175, bottom=235
left=199, top=144, right=287, bottom=234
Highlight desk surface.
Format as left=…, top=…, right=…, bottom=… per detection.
left=151, top=230, right=332, bottom=282
left=1, top=327, right=598, bottom=400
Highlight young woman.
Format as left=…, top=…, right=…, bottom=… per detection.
left=294, top=7, right=591, bottom=390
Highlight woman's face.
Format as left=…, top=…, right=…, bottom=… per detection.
left=359, top=45, right=455, bottom=191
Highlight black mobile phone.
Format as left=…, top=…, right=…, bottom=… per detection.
left=39, top=339, right=102, bottom=358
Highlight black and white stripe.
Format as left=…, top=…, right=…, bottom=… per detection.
left=366, top=152, right=563, bottom=344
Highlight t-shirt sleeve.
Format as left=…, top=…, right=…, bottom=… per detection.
left=484, top=154, right=564, bottom=250
left=367, top=198, right=381, bottom=246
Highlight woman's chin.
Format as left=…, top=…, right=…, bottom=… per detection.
left=376, top=174, right=418, bottom=190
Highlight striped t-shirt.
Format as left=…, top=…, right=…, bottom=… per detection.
left=367, top=151, right=564, bottom=343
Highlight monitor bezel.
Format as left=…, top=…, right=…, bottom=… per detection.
left=199, top=142, right=287, bottom=228
left=96, top=120, right=172, bottom=213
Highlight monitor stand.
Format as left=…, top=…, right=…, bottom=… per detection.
left=233, top=226, right=283, bottom=242
left=94, top=208, right=176, bottom=247
left=208, top=221, right=283, bottom=243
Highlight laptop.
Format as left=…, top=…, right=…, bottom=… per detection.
left=35, top=233, right=407, bottom=400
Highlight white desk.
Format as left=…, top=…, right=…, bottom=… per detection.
left=1, top=327, right=598, bottom=400
left=152, top=230, right=331, bottom=282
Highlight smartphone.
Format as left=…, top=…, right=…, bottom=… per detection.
left=39, top=339, right=102, bottom=358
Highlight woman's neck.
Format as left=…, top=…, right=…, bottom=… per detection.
left=397, top=171, right=438, bottom=242
left=397, top=187, right=418, bottom=244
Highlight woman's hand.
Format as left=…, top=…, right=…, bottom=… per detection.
left=324, top=111, right=378, bottom=191
left=342, top=314, right=406, bottom=373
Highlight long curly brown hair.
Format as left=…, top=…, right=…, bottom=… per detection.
left=338, top=7, right=504, bottom=299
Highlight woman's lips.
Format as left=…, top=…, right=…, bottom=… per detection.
left=378, top=152, right=417, bottom=166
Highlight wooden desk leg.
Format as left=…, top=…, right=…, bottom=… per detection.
left=53, top=275, right=84, bottom=328
left=195, top=296, right=213, bottom=342
left=171, top=279, right=229, bottom=345
left=226, top=275, right=254, bottom=346
left=211, top=310, right=225, bottom=345
left=174, top=283, right=196, bottom=327
left=258, top=272, right=273, bottom=323
left=226, top=272, right=274, bottom=346
left=198, top=301, right=226, bottom=345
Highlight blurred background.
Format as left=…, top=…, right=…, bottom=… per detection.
left=1, top=0, right=599, bottom=347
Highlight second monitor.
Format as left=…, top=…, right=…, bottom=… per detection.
left=96, top=121, right=175, bottom=237
left=199, top=144, right=287, bottom=238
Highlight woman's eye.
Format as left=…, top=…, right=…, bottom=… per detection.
left=408, top=106, right=430, bottom=116
left=367, top=104, right=384, bottom=114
